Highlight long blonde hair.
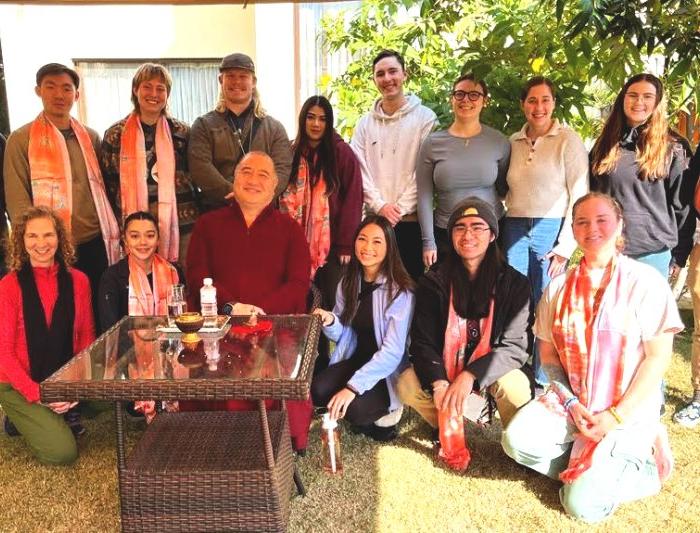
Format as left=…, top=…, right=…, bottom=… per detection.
left=5, top=206, right=75, bottom=271
left=591, top=73, right=671, bottom=181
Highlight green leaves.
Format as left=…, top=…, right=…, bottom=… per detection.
left=320, top=0, right=700, bottom=143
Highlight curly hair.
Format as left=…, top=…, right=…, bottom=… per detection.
left=5, top=206, right=75, bottom=271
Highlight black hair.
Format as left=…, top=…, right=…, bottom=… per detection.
left=123, top=211, right=158, bottom=234
left=291, top=95, right=339, bottom=195
left=447, top=235, right=504, bottom=319
left=36, top=63, right=80, bottom=89
left=453, top=73, right=489, bottom=99
left=339, top=216, right=414, bottom=326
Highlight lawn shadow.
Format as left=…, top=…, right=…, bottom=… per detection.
left=396, top=409, right=564, bottom=512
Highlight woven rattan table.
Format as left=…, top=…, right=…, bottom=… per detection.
left=41, top=314, right=321, bottom=533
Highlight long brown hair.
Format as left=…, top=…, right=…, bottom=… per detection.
left=5, top=206, right=75, bottom=271
left=339, top=216, right=414, bottom=326
left=590, top=73, right=671, bottom=180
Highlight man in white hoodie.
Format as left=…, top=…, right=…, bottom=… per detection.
left=351, top=49, right=437, bottom=280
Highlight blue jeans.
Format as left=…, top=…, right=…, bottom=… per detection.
left=502, top=399, right=661, bottom=523
left=628, top=249, right=671, bottom=278
left=502, top=217, right=564, bottom=386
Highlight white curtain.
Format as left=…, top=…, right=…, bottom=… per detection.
left=76, top=60, right=219, bottom=135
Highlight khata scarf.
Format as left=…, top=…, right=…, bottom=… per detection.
left=127, top=253, right=179, bottom=317
left=438, top=291, right=494, bottom=471
left=119, top=113, right=179, bottom=262
left=279, top=153, right=331, bottom=278
left=28, top=113, right=121, bottom=264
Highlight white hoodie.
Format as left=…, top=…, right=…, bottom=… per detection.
left=351, top=94, right=436, bottom=216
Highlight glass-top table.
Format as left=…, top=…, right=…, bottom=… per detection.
left=40, top=314, right=321, bottom=533
left=41, top=315, right=320, bottom=402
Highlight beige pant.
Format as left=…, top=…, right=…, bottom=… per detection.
left=396, top=366, right=531, bottom=429
left=686, top=244, right=700, bottom=390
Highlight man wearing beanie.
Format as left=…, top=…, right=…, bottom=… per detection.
left=397, top=197, right=532, bottom=469
left=188, top=52, right=292, bottom=211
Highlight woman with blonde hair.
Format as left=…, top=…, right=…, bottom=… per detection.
left=503, top=192, right=682, bottom=522
left=590, top=73, right=692, bottom=277
left=0, top=206, right=94, bottom=464
left=101, top=63, right=199, bottom=266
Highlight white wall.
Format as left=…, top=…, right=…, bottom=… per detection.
left=0, top=4, right=302, bottom=131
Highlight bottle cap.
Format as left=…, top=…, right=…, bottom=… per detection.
left=203, top=277, right=213, bottom=286
left=322, top=413, right=337, bottom=430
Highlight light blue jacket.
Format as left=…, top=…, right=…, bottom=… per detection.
left=323, top=274, right=414, bottom=413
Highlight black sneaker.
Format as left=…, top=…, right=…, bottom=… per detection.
left=64, top=410, right=86, bottom=438
left=3, top=416, right=20, bottom=437
left=350, top=423, right=398, bottom=442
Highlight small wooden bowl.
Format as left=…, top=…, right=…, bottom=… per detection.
left=175, top=312, right=205, bottom=334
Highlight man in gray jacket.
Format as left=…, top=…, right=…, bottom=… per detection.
left=188, top=53, right=292, bottom=211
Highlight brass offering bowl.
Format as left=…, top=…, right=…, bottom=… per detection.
left=175, top=312, right=205, bottom=343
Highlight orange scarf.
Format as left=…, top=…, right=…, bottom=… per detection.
left=119, top=113, right=179, bottom=261
left=438, top=293, right=495, bottom=471
left=127, top=253, right=179, bottom=316
left=279, top=154, right=331, bottom=278
left=550, top=256, right=628, bottom=483
left=28, top=112, right=121, bottom=264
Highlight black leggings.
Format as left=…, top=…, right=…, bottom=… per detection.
left=311, top=358, right=390, bottom=426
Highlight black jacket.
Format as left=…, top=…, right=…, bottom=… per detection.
left=98, top=257, right=184, bottom=333
left=409, top=262, right=531, bottom=391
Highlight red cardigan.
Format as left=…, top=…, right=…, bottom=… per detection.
left=0, top=265, right=95, bottom=402
left=186, top=200, right=311, bottom=313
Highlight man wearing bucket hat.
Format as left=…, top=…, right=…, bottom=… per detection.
left=188, top=52, right=292, bottom=211
left=397, top=197, right=532, bottom=470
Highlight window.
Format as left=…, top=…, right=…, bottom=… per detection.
left=75, top=59, right=219, bottom=134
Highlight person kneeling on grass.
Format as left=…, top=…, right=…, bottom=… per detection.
left=311, top=216, right=414, bottom=441
left=397, top=197, right=532, bottom=470
left=502, top=192, right=681, bottom=523
left=0, top=206, right=95, bottom=464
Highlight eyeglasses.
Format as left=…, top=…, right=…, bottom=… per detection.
left=452, top=224, right=490, bottom=236
left=452, top=90, right=485, bottom=102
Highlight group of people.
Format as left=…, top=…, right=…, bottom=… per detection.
left=0, top=47, right=698, bottom=524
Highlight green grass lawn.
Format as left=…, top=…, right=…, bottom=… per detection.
left=2, top=309, right=699, bottom=532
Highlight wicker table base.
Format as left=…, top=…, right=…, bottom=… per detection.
left=118, top=410, right=294, bottom=533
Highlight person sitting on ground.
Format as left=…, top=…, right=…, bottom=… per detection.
left=311, top=215, right=414, bottom=441
left=502, top=192, right=682, bottom=523
left=398, top=197, right=531, bottom=470
left=98, top=210, right=182, bottom=333
left=185, top=150, right=312, bottom=451
left=0, top=206, right=95, bottom=464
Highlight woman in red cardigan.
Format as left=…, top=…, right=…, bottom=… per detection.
left=0, top=206, right=95, bottom=465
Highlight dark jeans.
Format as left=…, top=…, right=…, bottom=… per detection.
left=394, top=220, right=424, bottom=282
left=313, top=253, right=348, bottom=374
left=311, top=358, right=390, bottom=426
left=75, top=234, right=108, bottom=321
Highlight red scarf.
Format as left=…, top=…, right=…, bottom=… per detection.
left=438, top=292, right=494, bottom=471
left=279, top=153, right=331, bottom=278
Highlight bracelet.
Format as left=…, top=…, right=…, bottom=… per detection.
left=563, top=396, right=579, bottom=411
left=608, top=405, right=624, bottom=424
left=432, top=381, right=449, bottom=391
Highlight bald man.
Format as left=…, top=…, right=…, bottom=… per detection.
left=185, top=151, right=312, bottom=451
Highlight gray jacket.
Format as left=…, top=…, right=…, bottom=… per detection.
left=187, top=108, right=292, bottom=210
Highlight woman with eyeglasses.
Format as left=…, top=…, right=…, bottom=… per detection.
left=416, top=74, right=511, bottom=267
left=502, top=76, right=589, bottom=388
left=590, top=73, right=692, bottom=278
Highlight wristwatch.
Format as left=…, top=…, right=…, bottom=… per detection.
left=221, top=301, right=238, bottom=316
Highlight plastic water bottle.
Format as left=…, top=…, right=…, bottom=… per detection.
left=321, top=413, right=343, bottom=474
left=200, top=278, right=218, bottom=327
